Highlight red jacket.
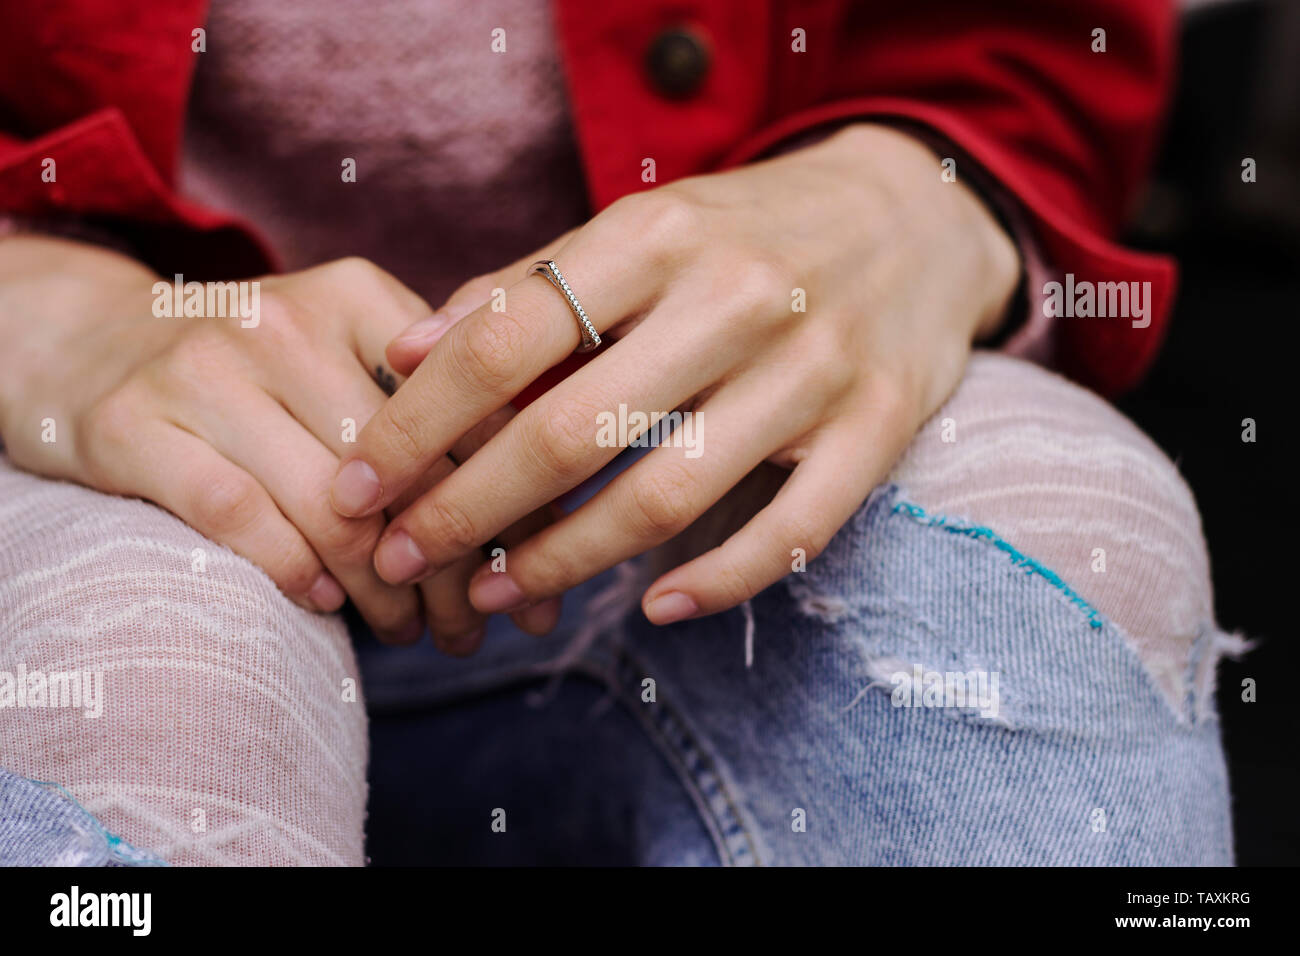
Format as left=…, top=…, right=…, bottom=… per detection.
left=0, top=0, right=1176, bottom=395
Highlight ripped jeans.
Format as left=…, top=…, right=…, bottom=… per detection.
left=359, top=486, right=1233, bottom=866
left=0, top=355, right=1238, bottom=865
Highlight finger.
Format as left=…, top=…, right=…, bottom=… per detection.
left=120, top=421, right=343, bottom=613
left=641, top=419, right=912, bottom=623
left=390, top=411, right=559, bottom=651
left=394, top=463, right=487, bottom=655
left=384, top=308, right=466, bottom=380
left=463, top=381, right=800, bottom=614
left=322, top=264, right=565, bottom=638
left=455, top=445, right=562, bottom=636
left=418, top=557, right=487, bottom=655
left=268, top=346, right=393, bottom=458
left=386, top=232, right=577, bottom=376
left=281, top=255, right=436, bottom=398
left=372, top=309, right=725, bottom=584
left=263, top=334, right=479, bottom=647
left=494, top=510, right=564, bottom=637
left=372, top=401, right=560, bottom=596
left=412, top=483, right=561, bottom=641
left=198, top=388, right=423, bottom=643
left=344, top=266, right=438, bottom=390
left=511, top=592, right=563, bottom=636
left=382, top=451, right=487, bottom=653
left=267, top=315, right=560, bottom=643
left=332, top=222, right=660, bottom=519
left=288, top=332, right=563, bottom=646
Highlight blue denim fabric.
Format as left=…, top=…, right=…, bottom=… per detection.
left=0, top=771, right=164, bottom=866
left=361, top=480, right=1234, bottom=866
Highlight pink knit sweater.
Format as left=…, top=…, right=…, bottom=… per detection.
left=180, top=0, right=591, bottom=310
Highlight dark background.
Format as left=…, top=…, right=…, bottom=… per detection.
left=1119, top=0, right=1297, bottom=865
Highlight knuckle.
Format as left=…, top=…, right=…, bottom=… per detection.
left=375, top=398, right=430, bottom=465
left=864, top=372, right=917, bottom=430
left=420, top=498, right=480, bottom=556
left=617, top=190, right=700, bottom=262
left=448, top=312, right=526, bottom=391
left=163, top=328, right=237, bottom=382
left=529, top=403, right=599, bottom=482
left=782, top=512, right=830, bottom=563
left=627, top=463, right=698, bottom=538
left=274, top=552, right=324, bottom=598
left=984, top=224, right=1020, bottom=303
left=192, top=469, right=264, bottom=537
left=514, top=546, right=574, bottom=596
left=322, top=257, right=413, bottom=317
left=423, top=599, right=481, bottom=640
left=726, top=254, right=798, bottom=324
left=447, top=275, right=496, bottom=310
left=316, top=515, right=382, bottom=565
left=803, top=335, right=856, bottom=399
left=712, top=561, right=763, bottom=607
left=78, top=388, right=138, bottom=472
left=247, top=288, right=302, bottom=341
left=365, top=597, right=415, bottom=634
left=327, top=255, right=385, bottom=285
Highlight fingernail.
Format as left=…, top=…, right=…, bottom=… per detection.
left=644, top=591, right=698, bottom=625
left=469, top=570, right=527, bottom=613
left=393, top=312, right=454, bottom=347
left=440, top=625, right=486, bottom=657
left=374, top=529, right=429, bottom=584
left=379, top=617, right=425, bottom=645
left=516, top=597, right=562, bottom=635
left=332, top=459, right=381, bottom=516
left=307, top=572, right=346, bottom=612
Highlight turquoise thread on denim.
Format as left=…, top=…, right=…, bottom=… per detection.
left=891, top=499, right=1106, bottom=629
left=0, top=770, right=165, bottom=866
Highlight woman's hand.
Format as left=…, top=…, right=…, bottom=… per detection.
left=334, top=123, right=1021, bottom=627
left=0, top=238, right=556, bottom=649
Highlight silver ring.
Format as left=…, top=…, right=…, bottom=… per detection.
left=529, top=259, right=602, bottom=353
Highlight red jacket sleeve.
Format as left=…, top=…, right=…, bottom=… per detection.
left=719, top=0, right=1179, bottom=395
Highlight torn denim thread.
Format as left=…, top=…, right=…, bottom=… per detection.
left=505, top=482, right=1239, bottom=864
left=0, top=770, right=165, bottom=866
left=614, top=483, right=1236, bottom=863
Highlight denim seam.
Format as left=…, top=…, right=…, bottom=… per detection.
left=386, top=650, right=762, bottom=866
left=610, top=645, right=762, bottom=867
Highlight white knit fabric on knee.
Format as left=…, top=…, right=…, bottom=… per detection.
left=888, top=352, right=1223, bottom=711
left=0, top=456, right=367, bottom=865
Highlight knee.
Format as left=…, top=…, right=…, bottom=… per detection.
left=887, top=353, right=1217, bottom=702
left=0, top=459, right=366, bottom=864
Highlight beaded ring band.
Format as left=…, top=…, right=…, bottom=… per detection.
left=528, top=259, right=602, bottom=353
